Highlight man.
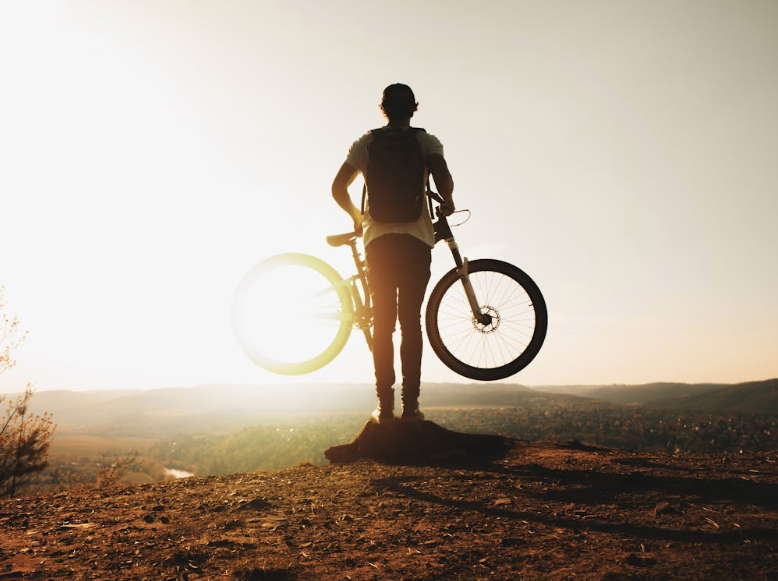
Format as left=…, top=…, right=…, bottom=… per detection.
left=331, top=83, right=455, bottom=422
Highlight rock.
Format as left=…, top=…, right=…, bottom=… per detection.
left=500, top=537, right=525, bottom=547
left=654, top=502, right=680, bottom=516
left=236, top=497, right=272, bottom=511
left=324, top=419, right=513, bottom=465
left=626, top=553, right=657, bottom=567
left=558, top=440, right=604, bottom=452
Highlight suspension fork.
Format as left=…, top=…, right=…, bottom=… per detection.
left=435, top=212, right=489, bottom=325
left=445, top=238, right=490, bottom=326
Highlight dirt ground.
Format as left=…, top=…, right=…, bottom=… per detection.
left=1, top=438, right=777, bottom=580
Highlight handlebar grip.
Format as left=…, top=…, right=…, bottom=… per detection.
left=427, top=188, right=452, bottom=216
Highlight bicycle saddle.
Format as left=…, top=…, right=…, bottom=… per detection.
left=326, top=233, right=358, bottom=248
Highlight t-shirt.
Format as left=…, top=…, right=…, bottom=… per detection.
left=345, top=127, right=444, bottom=248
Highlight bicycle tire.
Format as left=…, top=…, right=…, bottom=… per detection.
left=232, top=253, right=354, bottom=375
left=425, top=259, right=547, bottom=381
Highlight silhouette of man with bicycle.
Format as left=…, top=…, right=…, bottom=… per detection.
left=332, top=83, right=455, bottom=423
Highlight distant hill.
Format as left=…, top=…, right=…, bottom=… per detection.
left=20, top=383, right=595, bottom=437
left=644, top=378, right=778, bottom=413
left=13, top=379, right=778, bottom=439
left=419, top=382, right=591, bottom=408
left=536, top=379, right=778, bottom=413
left=26, top=384, right=379, bottom=437
left=536, top=382, right=728, bottom=405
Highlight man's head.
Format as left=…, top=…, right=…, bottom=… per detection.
left=380, top=83, right=418, bottom=123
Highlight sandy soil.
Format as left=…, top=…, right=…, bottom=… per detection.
left=1, top=437, right=777, bottom=580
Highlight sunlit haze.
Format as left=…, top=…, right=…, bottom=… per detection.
left=1, top=1, right=776, bottom=392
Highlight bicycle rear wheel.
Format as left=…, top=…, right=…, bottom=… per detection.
left=232, top=253, right=354, bottom=375
left=426, top=259, right=547, bottom=381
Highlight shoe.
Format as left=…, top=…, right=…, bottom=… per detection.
left=372, top=389, right=395, bottom=423
left=401, top=408, right=425, bottom=422
left=371, top=408, right=395, bottom=423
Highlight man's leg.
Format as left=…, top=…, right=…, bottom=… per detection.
left=366, top=236, right=400, bottom=418
left=397, top=236, right=432, bottom=417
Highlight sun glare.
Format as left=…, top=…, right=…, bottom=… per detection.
left=232, top=255, right=354, bottom=376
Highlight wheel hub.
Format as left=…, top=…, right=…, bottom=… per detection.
left=472, top=305, right=500, bottom=333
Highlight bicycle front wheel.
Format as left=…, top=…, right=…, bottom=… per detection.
left=426, top=259, right=547, bottom=381
left=232, top=253, right=354, bottom=375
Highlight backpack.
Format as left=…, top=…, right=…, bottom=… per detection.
left=362, top=127, right=426, bottom=223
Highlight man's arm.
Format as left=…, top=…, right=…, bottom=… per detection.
left=331, top=162, right=363, bottom=233
left=427, top=153, right=455, bottom=214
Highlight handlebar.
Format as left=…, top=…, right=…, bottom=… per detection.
left=426, top=189, right=453, bottom=215
left=328, top=188, right=458, bottom=247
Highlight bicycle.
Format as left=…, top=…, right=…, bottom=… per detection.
left=231, top=191, right=548, bottom=381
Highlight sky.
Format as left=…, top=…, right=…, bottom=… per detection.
left=1, top=0, right=776, bottom=393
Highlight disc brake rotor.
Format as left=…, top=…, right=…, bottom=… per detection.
left=472, top=305, right=501, bottom=333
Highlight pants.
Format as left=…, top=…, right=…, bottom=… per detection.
left=365, top=234, right=432, bottom=406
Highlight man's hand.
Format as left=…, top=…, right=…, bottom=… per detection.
left=352, top=211, right=364, bottom=236
left=439, top=201, right=455, bottom=216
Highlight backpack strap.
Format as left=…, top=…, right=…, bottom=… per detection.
left=427, top=177, right=434, bottom=218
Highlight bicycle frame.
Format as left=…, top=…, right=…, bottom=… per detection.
left=336, top=195, right=491, bottom=349
left=340, top=239, right=374, bottom=350
left=234, top=193, right=546, bottom=379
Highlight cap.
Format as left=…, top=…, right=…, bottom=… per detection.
left=381, top=83, right=416, bottom=106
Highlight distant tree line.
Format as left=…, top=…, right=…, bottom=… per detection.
left=147, top=414, right=366, bottom=475
left=142, top=406, right=776, bottom=478
left=432, top=405, right=777, bottom=454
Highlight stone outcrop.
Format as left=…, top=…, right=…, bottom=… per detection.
left=325, top=419, right=513, bottom=465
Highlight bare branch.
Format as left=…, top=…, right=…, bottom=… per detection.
left=96, top=450, right=141, bottom=488
left=0, top=292, right=55, bottom=498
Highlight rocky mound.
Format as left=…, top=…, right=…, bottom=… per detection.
left=324, top=419, right=514, bottom=465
